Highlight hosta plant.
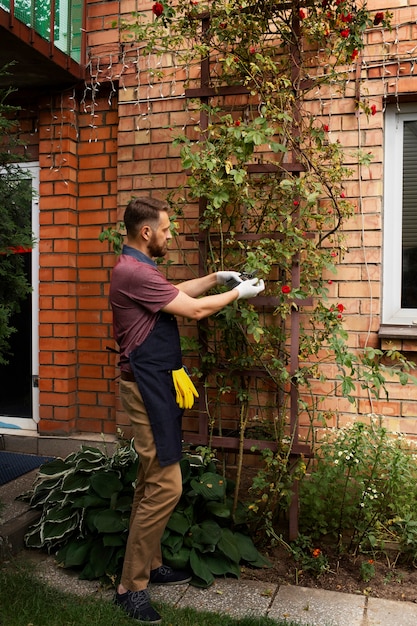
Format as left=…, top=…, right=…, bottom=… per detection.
left=22, top=442, right=270, bottom=587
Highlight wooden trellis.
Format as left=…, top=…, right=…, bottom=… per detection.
left=183, top=8, right=312, bottom=539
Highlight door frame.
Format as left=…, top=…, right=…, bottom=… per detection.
left=0, top=161, right=39, bottom=433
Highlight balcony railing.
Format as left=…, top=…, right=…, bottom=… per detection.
left=0, top=0, right=83, bottom=63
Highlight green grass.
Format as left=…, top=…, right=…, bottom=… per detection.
left=0, top=561, right=301, bottom=626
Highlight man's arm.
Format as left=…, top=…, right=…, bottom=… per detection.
left=163, top=287, right=238, bottom=320
left=175, top=273, right=218, bottom=298
left=163, top=276, right=265, bottom=321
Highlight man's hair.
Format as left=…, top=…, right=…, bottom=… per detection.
left=124, top=197, right=169, bottom=237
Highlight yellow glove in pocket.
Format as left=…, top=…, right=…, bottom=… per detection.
left=172, top=367, right=199, bottom=409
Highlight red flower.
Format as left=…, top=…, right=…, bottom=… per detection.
left=293, top=200, right=299, bottom=206
left=235, top=120, right=241, bottom=126
left=373, top=12, right=384, bottom=26
left=337, top=303, right=344, bottom=312
left=351, top=49, right=358, bottom=61
left=323, top=124, right=329, bottom=132
left=341, top=13, right=353, bottom=23
left=340, top=192, right=345, bottom=198
left=340, top=29, right=350, bottom=38
left=371, top=104, right=377, bottom=116
left=152, top=2, right=164, bottom=16
left=331, top=251, right=337, bottom=257
left=249, top=46, right=256, bottom=54
left=299, top=9, right=306, bottom=20
left=281, top=285, right=291, bottom=294
left=312, top=548, right=321, bottom=558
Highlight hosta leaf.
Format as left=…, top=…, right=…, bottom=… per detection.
left=79, top=540, right=112, bottom=579
left=206, top=501, right=231, bottom=519
left=189, top=519, right=222, bottom=550
left=61, top=472, right=91, bottom=494
left=72, top=494, right=108, bottom=509
left=44, top=504, right=75, bottom=523
left=103, top=534, right=125, bottom=547
left=162, top=546, right=190, bottom=571
left=57, top=537, right=93, bottom=567
left=189, top=548, right=214, bottom=587
left=166, top=510, right=191, bottom=536
left=91, top=509, right=127, bottom=533
left=205, top=553, right=240, bottom=578
left=24, top=525, right=43, bottom=548
left=37, top=458, right=72, bottom=478
left=41, top=515, right=79, bottom=543
left=190, top=472, right=226, bottom=501
left=90, top=471, right=123, bottom=498
left=233, top=532, right=259, bottom=562
left=217, top=528, right=240, bottom=564
left=161, top=532, right=183, bottom=553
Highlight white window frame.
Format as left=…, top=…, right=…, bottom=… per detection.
left=383, top=104, right=417, bottom=326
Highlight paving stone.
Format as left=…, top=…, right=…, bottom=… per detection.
left=268, top=585, right=365, bottom=626
left=177, top=578, right=277, bottom=618
left=367, top=596, right=417, bottom=626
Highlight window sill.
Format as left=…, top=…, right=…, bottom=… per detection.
left=379, top=325, right=417, bottom=351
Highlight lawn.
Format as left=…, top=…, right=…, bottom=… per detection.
left=0, top=560, right=301, bottom=626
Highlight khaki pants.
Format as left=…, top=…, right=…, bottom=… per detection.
left=119, top=379, right=182, bottom=591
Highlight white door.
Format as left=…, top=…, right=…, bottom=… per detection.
left=0, top=162, right=39, bottom=432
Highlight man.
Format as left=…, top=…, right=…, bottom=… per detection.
left=110, top=196, right=264, bottom=623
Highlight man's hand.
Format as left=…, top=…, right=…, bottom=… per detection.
left=216, top=271, right=242, bottom=289
left=234, top=278, right=265, bottom=300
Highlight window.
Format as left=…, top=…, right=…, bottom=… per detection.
left=383, top=104, right=417, bottom=326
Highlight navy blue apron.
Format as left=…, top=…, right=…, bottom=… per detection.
left=129, top=312, right=184, bottom=467
left=121, top=244, right=184, bottom=467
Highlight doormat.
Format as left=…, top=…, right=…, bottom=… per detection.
left=0, top=451, right=54, bottom=486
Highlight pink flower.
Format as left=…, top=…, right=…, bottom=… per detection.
left=282, top=285, right=291, bottom=294
left=152, top=2, right=164, bottom=16
left=371, top=104, right=377, bottom=116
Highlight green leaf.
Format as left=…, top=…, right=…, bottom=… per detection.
left=189, top=548, right=215, bottom=587
left=90, top=471, right=123, bottom=498
left=217, top=528, right=240, bottom=564
left=91, top=509, right=127, bottom=533
left=205, top=501, right=232, bottom=519
left=166, top=510, right=192, bottom=536
left=205, top=553, right=240, bottom=577
left=37, top=458, right=72, bottom=478
left=190, top=472, right=226, bottom=501
left=61, top=472, right=91, bottom=494
left=57, top=538, right=93, bottom=567
left=163, top=546, right=190, bottom=570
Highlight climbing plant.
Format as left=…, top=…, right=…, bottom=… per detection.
left=103, top=2, right=415, bottom=523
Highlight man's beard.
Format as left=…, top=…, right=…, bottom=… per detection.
left=148, top=234, right=167, bottom=258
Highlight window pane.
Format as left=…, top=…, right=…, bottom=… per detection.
left=401, top=121, right=417, bottom=308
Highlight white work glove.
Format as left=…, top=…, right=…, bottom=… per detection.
left=216, top=271, right=242, bottom=288
left=234, top=278, right=265, bottom=300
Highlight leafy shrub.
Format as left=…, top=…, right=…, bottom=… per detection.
left=22, top=442, right=270, bottom=587
left=299, top=419, right=417, bottom=560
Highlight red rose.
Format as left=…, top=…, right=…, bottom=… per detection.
left=337, top=303, right=344, bottom=312
left=152, top=2, right=164, bottom=16
left=323, top=124, right=329, bottom=132
left=249, top=46, right=256, bottom=54
left=351, top=49, right=358, bottom=61
left=235, top=120, right=241, bottom=126
left=299, top=9, right=306, bottom=19
left=293, top=200, right=299, bottom=206
left=340, top=29, right=350, bottom=38
left=373, top=12, right=384, bottom=26
left=281, top=285, right=291, bottom=294
left=340, top=192, right=345, bottom=198
left=371, top=104, right=377, bottom=116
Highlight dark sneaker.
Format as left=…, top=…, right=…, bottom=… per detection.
left=115, top=589, right=162, bottom=623
left=150, top=565, right=192, bottom=585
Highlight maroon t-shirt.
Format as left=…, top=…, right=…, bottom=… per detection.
left=109, top=254, right=179, bottom=371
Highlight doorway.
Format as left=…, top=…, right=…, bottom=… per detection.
left=0, top=163, right=39, bottom=431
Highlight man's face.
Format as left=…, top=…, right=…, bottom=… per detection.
left=147, top=212, right=172, bottom=258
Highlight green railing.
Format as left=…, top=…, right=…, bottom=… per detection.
left=0, top=0, right=83, bottom=63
